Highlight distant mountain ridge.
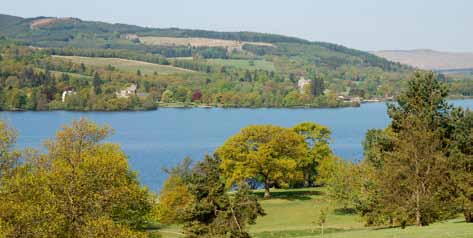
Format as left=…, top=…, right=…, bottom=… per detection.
left=0, top=13, right=404, bottom=72
left=373, top=49, right=473, bottom=71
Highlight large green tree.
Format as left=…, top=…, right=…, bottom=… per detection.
left=216, top=125, right=308, bottom=198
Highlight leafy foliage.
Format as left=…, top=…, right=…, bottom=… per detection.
left=158, top=155, right=265, bottom=238
left=217, top=125, right=309, bottom=198
left=0, top=119, right=152, bottom=237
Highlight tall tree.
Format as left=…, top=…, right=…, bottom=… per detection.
left=449, top=108, right=473, bottom=222
left=93, top=72, right=102, bottom=95
left=365, top=71, right=454, bottom=226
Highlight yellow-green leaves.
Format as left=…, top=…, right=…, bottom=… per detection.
left=216, top=125, right=308, bottom=198
left=156, top=175, right=194, bottom=224
left=0, top=119, right=151, bottom=238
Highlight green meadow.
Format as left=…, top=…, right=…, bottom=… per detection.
left=206, top=59, right=276, bottom=71
left=155, top=188, right=472, bottom=238
left=54, top=56, right=193, bottom=75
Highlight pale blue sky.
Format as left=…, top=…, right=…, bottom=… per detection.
left=2, top=0, right=472, bottom=52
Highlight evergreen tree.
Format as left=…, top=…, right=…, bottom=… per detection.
left=93, top=72, right=102, bottom=95
left=363, top=71, right=455, bottom=226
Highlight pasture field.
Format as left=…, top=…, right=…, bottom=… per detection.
left=53, top=56, right=193, bottom=75
left=139, top=36, right=274, bottom=50
left=206, top=59, right=276, bottom=71
left=153, top=188, right=472, bottom=238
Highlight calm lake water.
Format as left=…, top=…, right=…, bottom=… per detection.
left=2, top=99, right=473, bottom=191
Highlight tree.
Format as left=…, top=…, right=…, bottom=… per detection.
left=156, top=175, right=194, bottom=224
left=191, top=90, right=203, bottom=102
left=93, top=72, right=102, bottom=94
left=163, top=155, right=265, bottom=238
left=449, top=108, right=473, bottom=222
left=311, top=77, right=325, bottom=97
left=0, top=121, right=19, bottom=178
left=0, top=119, right=152, bottom=237
left=318, top=156, right=357, bottom=208
left=292, top=122, right=332, bottom=186
left=314, top=207, right=328, bottom=238
left=217, top=125, right=308, bottom=198
left=363, top=71, right=454, bottom=226
left=161, top=89, right=174, bottom=103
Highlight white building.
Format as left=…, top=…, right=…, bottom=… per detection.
left=297, top=77, right=311, bottom=93
left=116, top=84, right=137, bottom=98
left=61, top=89, right=76, bottom=102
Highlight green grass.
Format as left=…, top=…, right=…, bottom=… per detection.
left=53, top=56, right=193, bottom=75
left=250, top=188, right=364, bottom=237
left=150, top=188, right=472, bottom=238
left=206, top=59, right=276, bottom=71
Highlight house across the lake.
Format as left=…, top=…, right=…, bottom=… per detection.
left=297, top=77, right=311, bottom=93
left=61, top=88, right=76, bottom=102
left=117, top=84, right=137, bottom=98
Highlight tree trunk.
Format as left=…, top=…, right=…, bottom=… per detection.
left=264, top=179, right=271, bottom=199
left=465, top=209, right=473, bottom=223
left=415, top=190, right=422, bottom=226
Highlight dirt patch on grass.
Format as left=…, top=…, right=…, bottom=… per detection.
left=30, top=17, right=79, bottom=29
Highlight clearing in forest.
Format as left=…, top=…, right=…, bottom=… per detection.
left=139, top=36, right=274, bottom=51
left=53, top=56, right=194, bottom=75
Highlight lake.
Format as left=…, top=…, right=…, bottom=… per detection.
left=2, top=99, right=473, bottom=191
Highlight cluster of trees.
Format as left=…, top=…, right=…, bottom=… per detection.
left=0, top=44, right=159, bottom=111
left=0, top=119, right=271, bottom=238
left=156, top=122, right=333, bottom=237
left=323, top=71, right=473, bottom=227
left=46, top=47, right=170, bottom=65
left=0, top=119, right=153, bottom=237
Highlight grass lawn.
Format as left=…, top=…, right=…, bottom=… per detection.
left=53, top=56, right=193, bottom=75
left=151, top=188, right=472, bottom=238
left=206, top=59, right=276, bottom=71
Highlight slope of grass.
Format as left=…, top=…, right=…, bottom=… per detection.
left=150, top=188, right=471, bottom=238
left=250, top=188, right=363, bottom=236
left=249, top=188, right=471, bottom=238
left=53, top=56, right=193, bottom=75
left=206, top=59, right=276, bottom=71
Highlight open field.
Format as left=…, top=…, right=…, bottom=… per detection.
left=153, top=188, right=472, bottom=238
left=206, top=59, right=276, bottom=71
left=139, top=36, right=274, bottom=51
left=53, top=56, right=193, bottom=75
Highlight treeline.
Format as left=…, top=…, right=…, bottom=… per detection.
left=0, top=43, right=357, bottom=111
left=0, top=44, right=158, bottom=111
left=45, top=47, right=170, bottom=65
left=0, top=119, right=268, bottom=238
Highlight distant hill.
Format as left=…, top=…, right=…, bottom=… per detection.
left=373, top=49, right=473, bottom=71
left=0, top=13, right=403, bottom=72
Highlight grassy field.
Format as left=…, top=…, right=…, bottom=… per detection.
left=53, top=56, right=193, bottom=75
left=153, top=188, right=472, bottom=238
left=206, top=59, right=276, bottom=71
left=139, top=36, right=273, bottom=49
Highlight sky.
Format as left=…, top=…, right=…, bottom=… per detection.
left=2, top=0, right=472, bottom=52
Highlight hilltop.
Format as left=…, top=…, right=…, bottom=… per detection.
left=373, top=49, right=473, bottom=72
left=0, top=13, right=400, bottom=71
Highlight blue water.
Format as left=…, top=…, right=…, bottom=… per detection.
left=2, top=100, right=473, bottom=191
